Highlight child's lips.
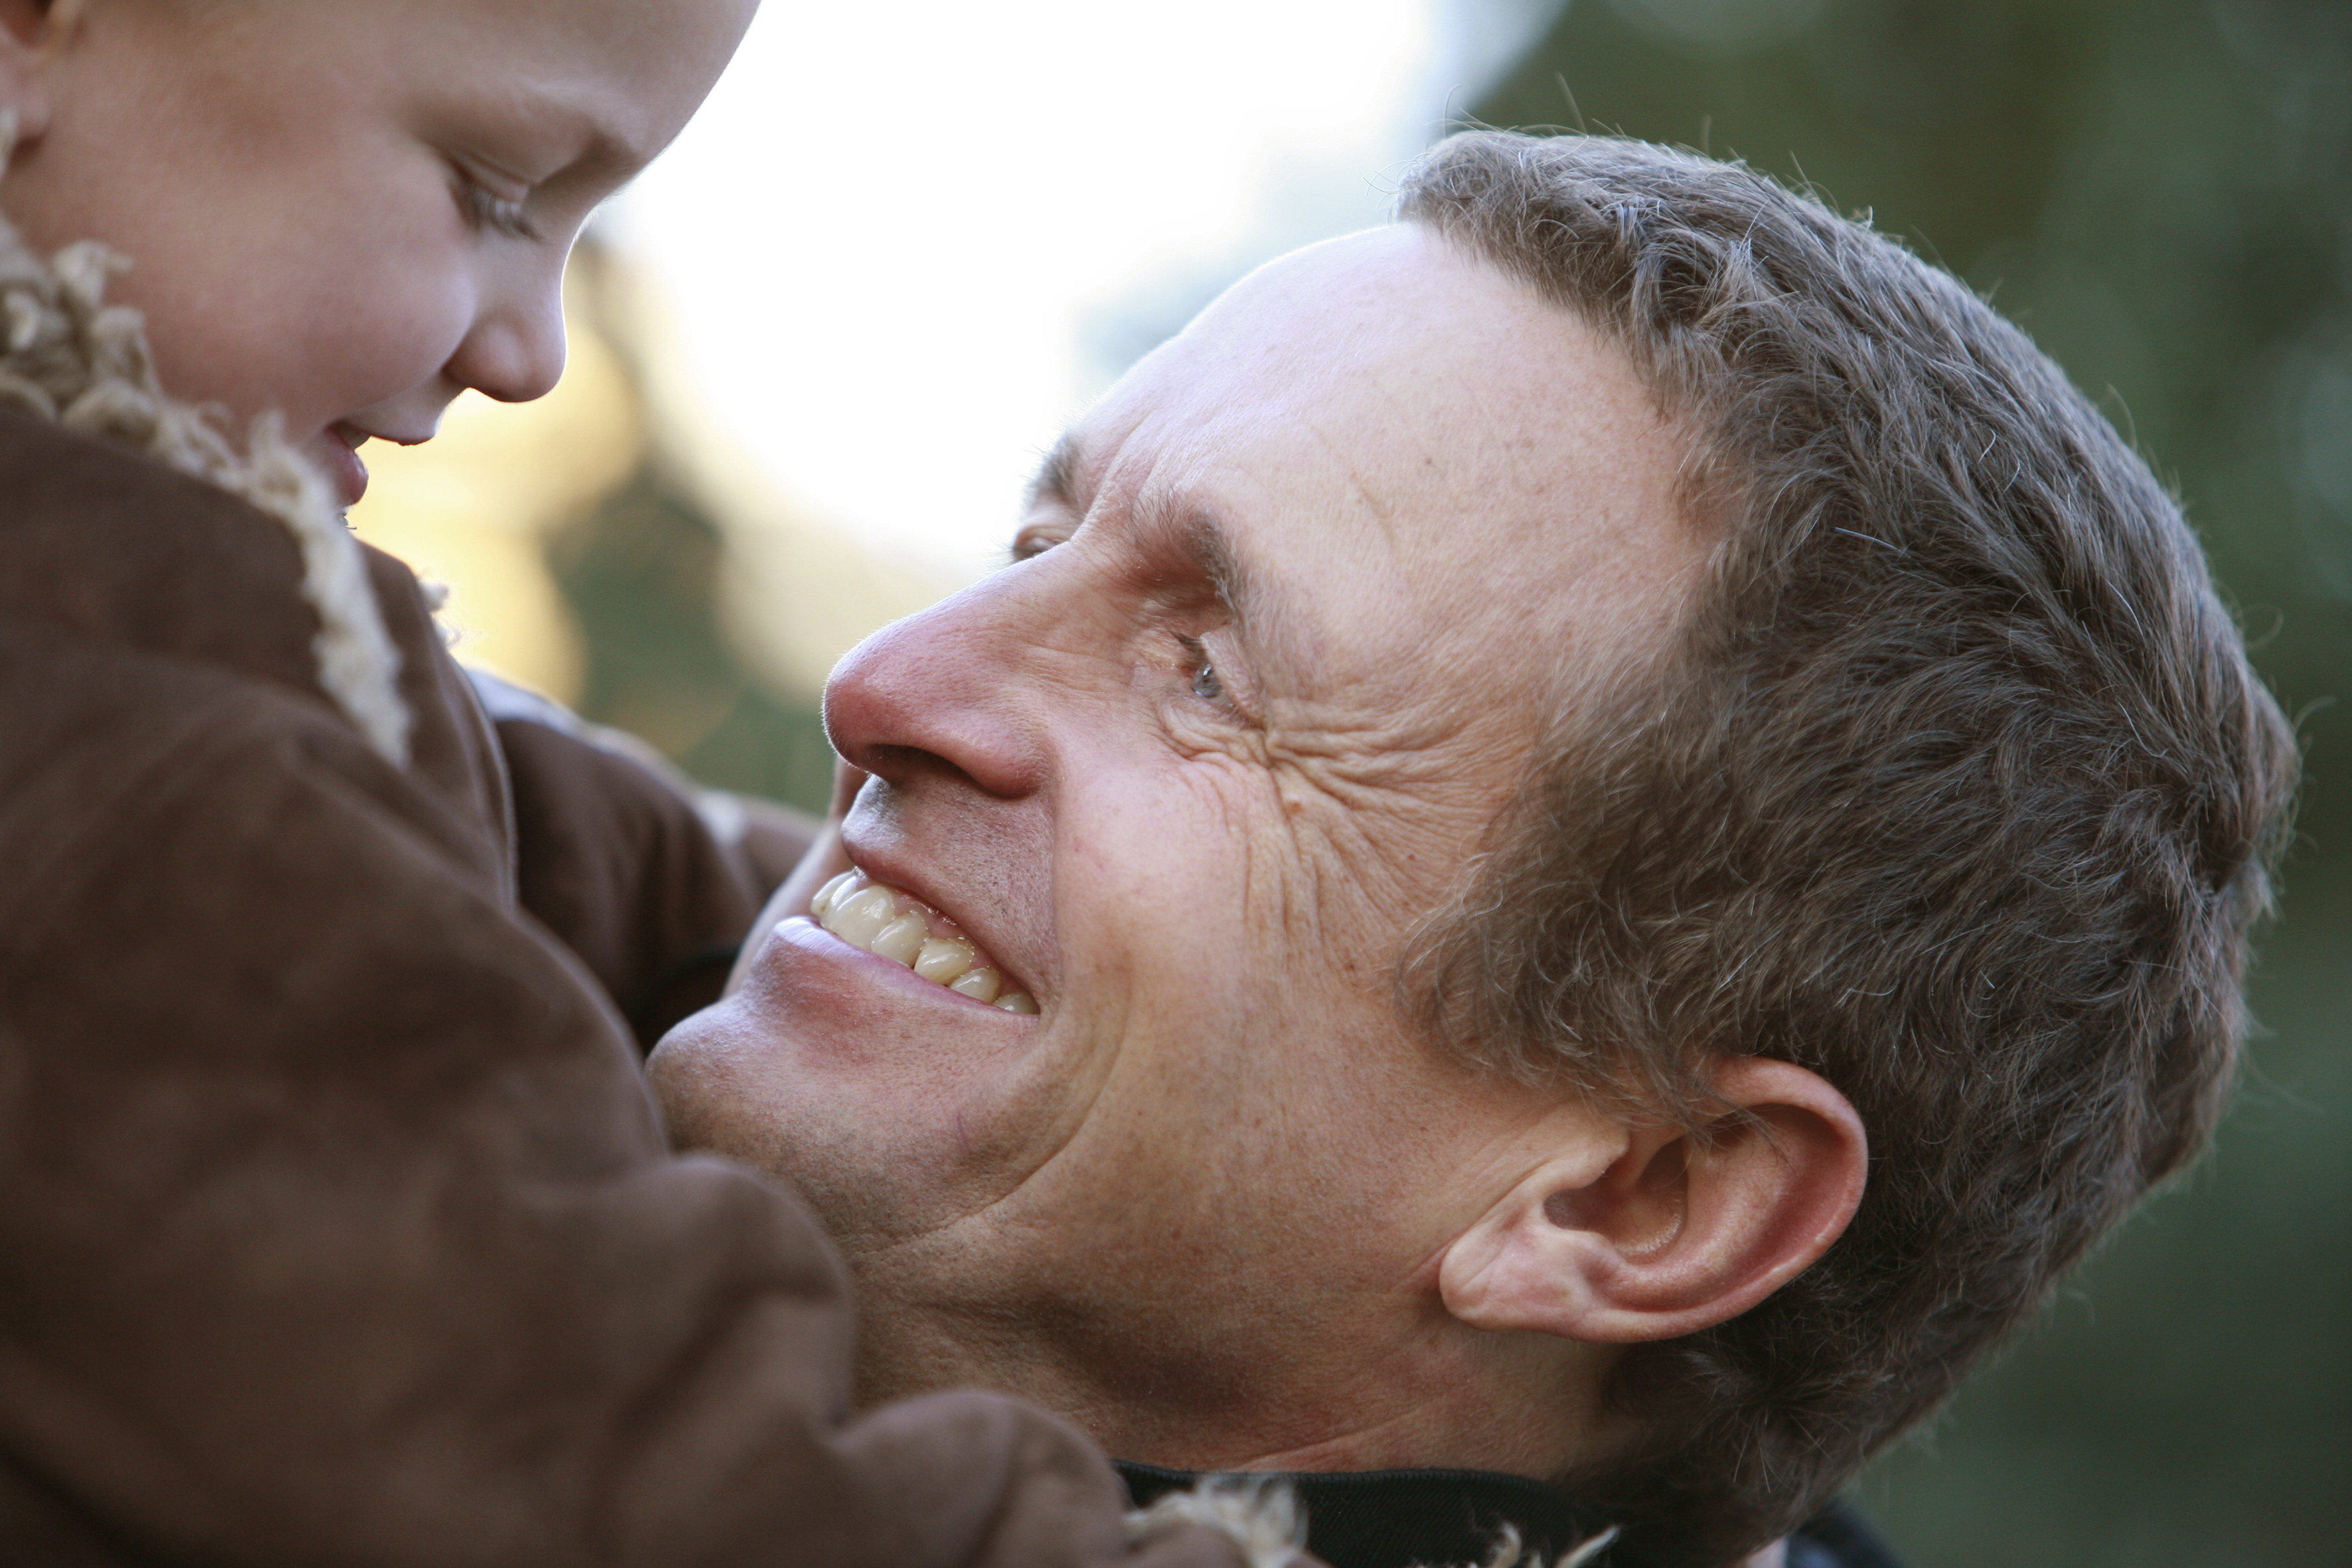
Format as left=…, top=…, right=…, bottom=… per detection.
left=320, top=421, right=435, bottom=508
left=319, top=424, right=372, bottom=508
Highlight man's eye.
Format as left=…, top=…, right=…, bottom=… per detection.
left=1180, top=636, right=1226, bottom=704
left=1008, top=523, right=1071, bottom=564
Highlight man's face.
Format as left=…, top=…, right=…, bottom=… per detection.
left=653, top=227, right=1699, bottom=1471
left=0, top=0, right=755, bottom=504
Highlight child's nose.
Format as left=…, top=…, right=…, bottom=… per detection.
left=451, top=287, right=568, bottom=406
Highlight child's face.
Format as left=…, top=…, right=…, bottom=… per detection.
left=0, top=0, right=757, bottom=505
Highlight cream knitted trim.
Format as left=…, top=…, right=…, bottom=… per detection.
left=0, top=115, right=410, bottom=765
left=1126, top=1478, right=1309, bottom=1568
left=1483, top=1521, right=1620, bottom=1568
left=1121, top=1476, right=1620, bottom=1568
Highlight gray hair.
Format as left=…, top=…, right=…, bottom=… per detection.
left=1397, top=131, right=2295, bottom=1565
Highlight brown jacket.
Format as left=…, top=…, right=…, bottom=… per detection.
left=475, top=667, right=800, bottom=1052
left=0, top=408, right=1258, bottom=1567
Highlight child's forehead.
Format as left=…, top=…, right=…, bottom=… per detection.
left=140, top=0, right=755, bottom=163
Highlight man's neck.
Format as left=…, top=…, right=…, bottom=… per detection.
left=860, top=1299, right=1622, bottom=1480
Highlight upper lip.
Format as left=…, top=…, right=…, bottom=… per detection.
left=331, top=420, right=430, bottom=449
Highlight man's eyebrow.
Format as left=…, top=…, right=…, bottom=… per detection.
left=1177, top=507, right=1253, bottom=630
left=1025, top=431, right=1084, bottom=512
left=1026, top=433, right=1292, bottom=669
left=1134, top=494, right=1269, bottom=659
left=1026, top=434, right=1245, bottom=600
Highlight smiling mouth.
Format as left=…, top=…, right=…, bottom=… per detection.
left=810, top=870, right=1037, bottom=1013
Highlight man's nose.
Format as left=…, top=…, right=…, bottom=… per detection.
left=823, top=578, right=1050, bottom=801
left=447, top=258, right=569, bottom=405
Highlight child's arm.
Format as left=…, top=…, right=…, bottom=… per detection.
left=0, top=413, right=1260, bottom=1568
left=471, top=670, right=819, bottom=1050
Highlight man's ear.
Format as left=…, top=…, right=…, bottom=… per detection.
left=1439, top=1057, right=1865, bottom=1344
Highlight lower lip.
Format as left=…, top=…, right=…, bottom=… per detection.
left=319, top=435, right=369, bottom=508
left=763, top=917, right=1037, bottom=1016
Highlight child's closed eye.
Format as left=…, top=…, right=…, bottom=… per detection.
left=453, top=168, right=543, bottom=242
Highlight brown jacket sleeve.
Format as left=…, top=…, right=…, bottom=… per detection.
left=495, top=711, right=764, bottom=1048
left=0, top=414, right=1249, bottom=1568
left=474, top=670, right=821, bottom=1052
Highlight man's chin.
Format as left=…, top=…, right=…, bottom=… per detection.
left=647, top=919, right=1055, bottom=1249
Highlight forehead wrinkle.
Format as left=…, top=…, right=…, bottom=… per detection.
left=1285, top=396, right=1407, bottom=562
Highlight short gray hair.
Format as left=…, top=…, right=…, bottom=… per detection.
left=1398, top=131, right=2296, bottom=1566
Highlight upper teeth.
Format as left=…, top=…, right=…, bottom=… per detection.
left=811, top=870, right=1038, bottom=1014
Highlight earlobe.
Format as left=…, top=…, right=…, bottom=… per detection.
left=1439, top=1058, right=1866, bottom=1344
left=0, top=0, right=58, bottom=161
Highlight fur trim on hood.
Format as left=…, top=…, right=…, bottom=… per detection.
left=1126, top=1478, right=1310, bottom=1568
left=1122, top=1477, right=1620, bottom=1568
left=1119, top=1476, right=1618, bottom=1568
left=0, top=115, right=410, bottom=765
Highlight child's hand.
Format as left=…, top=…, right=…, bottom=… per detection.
left=727, top=757, right=869, bottom=991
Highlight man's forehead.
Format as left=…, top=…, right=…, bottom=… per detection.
left=1024, top=230, right=1466, bottom=504
left=1038, top=230, right=1672, bottom=510
left=1020, top=226, right=1699, bottom=693
left=1032, top=302, right=1673, bottom=550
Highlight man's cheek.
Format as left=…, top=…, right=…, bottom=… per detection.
left=1156, top=753, right=1426, bottom=1001
left=1256, top=766, right=1482, bottom=956
left=1164, top=759, right=1338, bottom=963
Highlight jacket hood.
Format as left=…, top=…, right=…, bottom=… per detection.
left=0, top=129, right=410, bottom=765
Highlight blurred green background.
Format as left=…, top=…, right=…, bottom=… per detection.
left=532, top=0, right=2349, bottom=1561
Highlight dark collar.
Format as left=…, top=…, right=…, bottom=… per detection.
left=1117, top=1462, right=1909, bottom=1568
left=1117, top=1461, right=1615, bottom=1568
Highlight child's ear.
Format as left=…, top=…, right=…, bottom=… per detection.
left=0, top=0, right=60, bottom=153
left=0, top=0, right=71, bottom=50
left=1437, top=1056, right=1866, bottom=1343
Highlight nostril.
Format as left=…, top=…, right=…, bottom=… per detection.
left=821, top=589, right=1046, bottom=800
left=852, top=742, right=949, bottom=786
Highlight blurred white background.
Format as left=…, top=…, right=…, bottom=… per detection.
left=610, top=0, right=1554, bottom=576
left=353, top=0, right=1561, bottom=704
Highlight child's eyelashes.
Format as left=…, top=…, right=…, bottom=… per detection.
left=453, top=170, right=544, bottom=242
